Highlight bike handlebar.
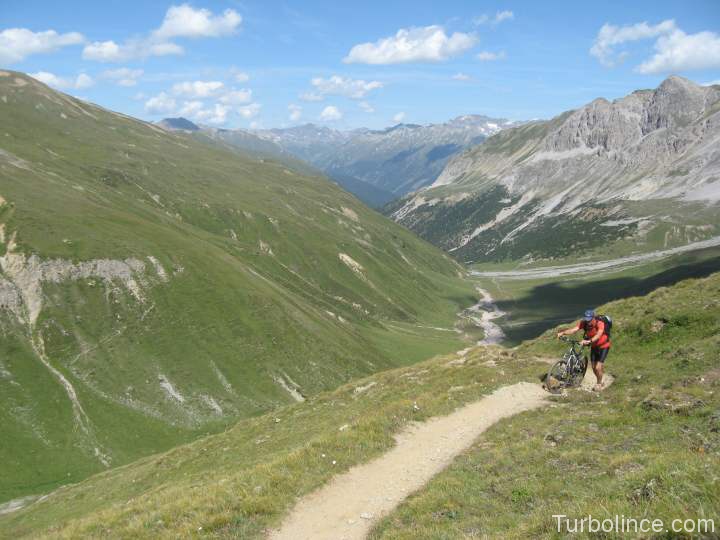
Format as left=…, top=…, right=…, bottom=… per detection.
left=559, top=336, right=585, bottom=345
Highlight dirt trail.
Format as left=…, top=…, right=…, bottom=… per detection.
left=268, top=382, right=547, bottom=540
left=580, top=369, right=615, bottom=391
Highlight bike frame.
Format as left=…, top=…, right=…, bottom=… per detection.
left=559, top=337, right=588, bottom=380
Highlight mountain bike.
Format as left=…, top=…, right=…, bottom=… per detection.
left=545, top=337, right=588, bottom=393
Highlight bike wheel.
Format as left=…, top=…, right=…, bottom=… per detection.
left=567, top=355, right=588, bottom=387
left=545, top=360, right=568, bottom=393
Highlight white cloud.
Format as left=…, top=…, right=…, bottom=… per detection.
left=148, top=41, right=184, bottom=56
left=590, top=20, right=676, bottom=67
left=452, top=72, right=471, bottom=80
left=32, top=71, right=66, bottom=87
left=193, top=103, right=230, bottom=125
left=591, top=20, right=720, bottom=73
left=118, top=77, right=140, bottom=87
left=143, top=75, right=254, bottom=125
left=344, top=25, right=477, bottom=64
left=310, top=75, right=383, bottom=99
left=495, top=11, right=514, bottom=23
left=219, top=88, right=252, bottom=105
left=358, top=101, right=375, bottom=113
left=75, top=73, right=94, bottom=89
left=300, top=91, right=324, bottom=102
left=637, top=29, right=720, bottom=74
left=154, top=4, right=241, bottom=39
left=476, top=50, right=506, bottom=61
left=393, top=112, right=406, bottom=123
left=145, top=92, right=176, bottom=114
left=320, top=105, right=342, bottom=121
left=231, top=69, right=249, bottom=83
left=83, top=40, right=124, bottom=62
left=169, top=82, right=250, bottom=115
left=172, top=80, right=224, bottom=98
left=249, top=121, right=260, bottom=129
left=703, top=80, right=720, bottom=86
left=173, top=100, right=230, bottom=125
left=238, top=103, right=261, bottom=119
left=83, top=4, right=240, bottom=63
left=30, top=71, right=94, bottom=90
left=288, top=103, right=302, bottom=121
left=102, top=67, right=144, bottom=86
left=177, top=100, right=203, bottom=117
left=0, top=28, right=84, bottom=64
left=474, top=11, right=514, bottom=26
left=82, top=39, right=183, bottom=62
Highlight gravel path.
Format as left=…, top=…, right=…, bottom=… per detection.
left=268, top=382, right=547, bottom=540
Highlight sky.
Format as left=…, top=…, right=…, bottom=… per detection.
left=2, top=0, right=719, bottom=130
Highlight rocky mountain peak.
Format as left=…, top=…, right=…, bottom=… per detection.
left=158, top=117, right=200, bottom=131
left=543, top=76, right=717, bottom=154
left=642, top=75, right=707, bottom=134
left=544, top=95, right=640, bottom=153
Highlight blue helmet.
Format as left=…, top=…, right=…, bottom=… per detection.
left=583, top=309, right=595, bottom=321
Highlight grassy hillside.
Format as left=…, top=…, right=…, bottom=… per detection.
left=0, top=70, right=477, bottom=503
left=373, top=275, right=720, bottom=538
left=2, top=271, right=718, bottom=538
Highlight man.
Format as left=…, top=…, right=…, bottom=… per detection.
left=556, top=309, right=610, bottom=391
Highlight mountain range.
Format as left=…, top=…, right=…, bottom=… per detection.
left=159, top=115, right=518, bottom=207
left=388, top=76, right=720, bottom=263
left=255, top=116, right=517, bottom=198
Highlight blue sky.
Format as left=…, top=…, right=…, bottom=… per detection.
left=2, top=0, right=719, bottom=129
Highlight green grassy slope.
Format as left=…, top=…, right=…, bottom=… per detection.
left=373, top=275, right=720, bottom=539
left=2, top=271, right=717, bottom=538
left=0, top=71, right=476, bottom=502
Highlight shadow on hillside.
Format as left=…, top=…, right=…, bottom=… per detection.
left=496, top=253, right=720, bottom=346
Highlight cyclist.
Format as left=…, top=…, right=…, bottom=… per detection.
left=556, top=309, right=610, bottom=391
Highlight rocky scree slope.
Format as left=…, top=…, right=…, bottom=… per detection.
left=0, top=70, right=473, bottom=502
left=389, top=76, right=720, bottom=263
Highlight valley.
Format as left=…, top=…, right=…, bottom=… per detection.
left=471, top=243, right=720, bottom=345
left=159, top=115, right=518, bottom=207
left=0, top=71, right=479, bottom=504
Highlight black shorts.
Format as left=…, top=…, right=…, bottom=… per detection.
left=591, top=347, right=610, bottom=363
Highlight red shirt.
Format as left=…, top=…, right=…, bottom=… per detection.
left=580, top=319, right=610, bottom=349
